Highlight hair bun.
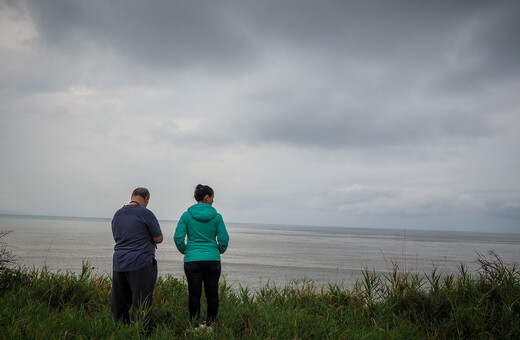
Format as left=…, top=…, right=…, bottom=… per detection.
left=193, top=184, right=214, bottom=202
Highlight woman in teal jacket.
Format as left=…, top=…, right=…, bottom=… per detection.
left=174, top=184, right=229, bottom=329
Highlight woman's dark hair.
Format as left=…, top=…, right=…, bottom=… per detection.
left=194, top=184, right=214, bottom=202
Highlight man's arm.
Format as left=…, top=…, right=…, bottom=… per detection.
left=146, top=210, right=163, bottom=244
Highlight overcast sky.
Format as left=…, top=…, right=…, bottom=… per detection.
left=1, top=0, right=519, bottom=233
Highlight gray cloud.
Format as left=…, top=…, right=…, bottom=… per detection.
left=231, top=91, right=495, bottom=149
left=24, top=1, right=255, bottom=72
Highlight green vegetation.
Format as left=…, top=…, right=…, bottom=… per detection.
left=1, top=230, right=519, bottom=339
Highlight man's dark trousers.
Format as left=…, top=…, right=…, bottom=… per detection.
left=111, top=260, right=158, bottom=328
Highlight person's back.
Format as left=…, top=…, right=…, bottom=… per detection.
left=175, top=203, right=228, bottom=262
left=113, top=204, right=161, bottom=271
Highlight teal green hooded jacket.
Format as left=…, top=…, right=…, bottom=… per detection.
left=174, top=203, right=229, bottom=262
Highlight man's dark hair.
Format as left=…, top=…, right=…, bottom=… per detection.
left=132, top=187, right=150, bottom=199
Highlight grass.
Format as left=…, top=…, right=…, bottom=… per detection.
left=1, top=252, right=519, bottom=339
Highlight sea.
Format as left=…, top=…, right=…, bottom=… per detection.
left=2, top=214, right=519, bottom=290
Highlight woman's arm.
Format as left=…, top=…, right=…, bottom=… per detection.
left=174, top=215, right=188, bottom=254
left=216, top=215, right=229, bottom=254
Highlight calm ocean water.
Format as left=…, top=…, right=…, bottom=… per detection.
left=2, top=214, right=519, bottom=290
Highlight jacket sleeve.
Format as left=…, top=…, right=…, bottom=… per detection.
left=174, top=215, right=187, bottom=254
left=216, top=215, right=229, bottom=254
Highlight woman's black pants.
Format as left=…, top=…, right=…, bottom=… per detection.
left=184, top=261, right=221, bottom=324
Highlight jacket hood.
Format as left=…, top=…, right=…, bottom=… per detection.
left=188, top=203, right=217, bottom=222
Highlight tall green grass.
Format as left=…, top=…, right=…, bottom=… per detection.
left=1, top=252, right=519, bottom=339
